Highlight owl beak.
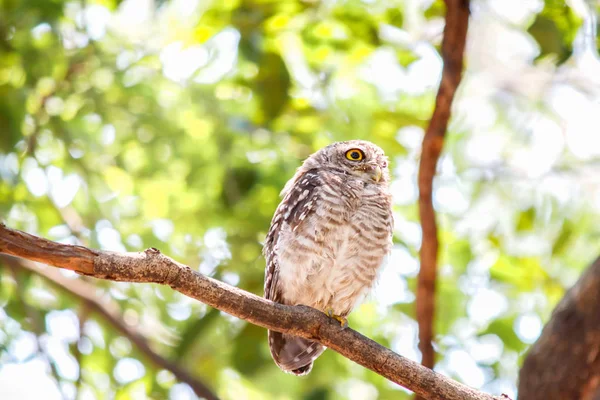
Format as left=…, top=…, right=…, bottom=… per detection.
left=372, top=165, right=382, bottom=182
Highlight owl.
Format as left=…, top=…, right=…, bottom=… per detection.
left=263, top=140, right=393, bottom=375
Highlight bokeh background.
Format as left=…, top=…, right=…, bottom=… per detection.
left=1, top=0, right=600, bottom=399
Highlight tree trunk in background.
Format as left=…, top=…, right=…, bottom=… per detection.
left=518, top=257, right=600, bottom=400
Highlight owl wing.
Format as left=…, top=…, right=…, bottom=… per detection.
left=263, top=168, right=325, bottom=375
left=263, top=168, right=321, bottom=301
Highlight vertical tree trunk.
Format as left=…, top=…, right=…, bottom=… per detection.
left=519, top=257, right=600, bottom=400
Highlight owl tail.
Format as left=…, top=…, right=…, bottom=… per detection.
left=268, top=330, right=326, bottom=375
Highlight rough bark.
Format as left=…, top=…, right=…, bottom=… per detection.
left=0, top=223, right=506, bottom=400
left=518, top=257, right=600, bottom=400
left=417, top=0, right=470, bottom=376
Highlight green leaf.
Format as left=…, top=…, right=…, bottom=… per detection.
left=528, top=0, right=583, bottom=63
left=552, top=220, right=574, bottom=256
left=482, top=316, right=525, bottom=353
left=256, top=52, right=290, bottom=123
left=490, top=256, right=548, bottom=291
left=516, top=207, right=536, bottom=231
left=231, top=323, right=270, bottom=375
left=173, top=309, right=219, bottom=361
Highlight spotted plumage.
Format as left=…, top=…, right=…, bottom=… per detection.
left=263, top=140, right=394, bottom=375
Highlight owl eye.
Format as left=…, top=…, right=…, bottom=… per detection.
left=345, top=149, right=364, bottom=161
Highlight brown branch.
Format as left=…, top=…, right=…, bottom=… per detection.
left=1, top=255, right=219, bottom=400
left=416, top=0, right=470, bottom=377
left=0, top=226, right=97, bottom=274
left=0, top=224, right=506, bottom=400
left=518, top=256, right=600, bottom=400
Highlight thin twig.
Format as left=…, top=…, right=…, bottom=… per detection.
left=0, top=224, right=505, bottom=400
left=2, top=255, right=219, bottom=400
left=416, top=0, right=470, bottom=381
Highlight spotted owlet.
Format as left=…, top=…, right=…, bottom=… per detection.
left=263, top=140, right=393, bottom=375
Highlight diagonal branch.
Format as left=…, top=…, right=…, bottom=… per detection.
left=0, top=223, right=505, bottom=400
left=1, top=255, right=219, bottom=400
left=416, top=0, right=470, bottom=375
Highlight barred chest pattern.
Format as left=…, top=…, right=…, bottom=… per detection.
left=263, top=140, right=393, bottom=375
left=275, top=170, right=393, bottom=316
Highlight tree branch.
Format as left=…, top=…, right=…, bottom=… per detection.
left=518, top=256, right=600, bottom=400
left=1, top=255, right=220, bottom=400
left=0, top=223, right=505, bottom=400
left=416, top=0, right=470, bottom=376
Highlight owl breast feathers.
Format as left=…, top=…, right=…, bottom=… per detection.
left=263, top=140, right=393, bottom=375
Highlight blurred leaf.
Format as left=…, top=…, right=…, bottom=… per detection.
left=528, top=0, right=583, bottom=63
left=424, top=0, right=446, bottom=19
left=552, top=220, right=574, bottom=256
left=516, top=207, right=536, bottom=232
left=256, top=52, right=290, bottom=123
left=174, top=309, right=219, bottom=361
left=441, top=234, right=473, bottom=275
left=490, top=256, right=548, bottom=291
left=483, top=316, right=525, bottom=353
left=231, top=323, right=269, bottom=375
left=396, top=48, right=419, bottom=68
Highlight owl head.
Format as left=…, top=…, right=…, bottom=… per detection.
left=304, top=140, right=390, bottom=183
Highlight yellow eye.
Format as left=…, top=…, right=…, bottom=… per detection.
left=345, top=149, right=364, bottom=161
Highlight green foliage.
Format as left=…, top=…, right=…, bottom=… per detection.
left=1, top=0, right=600, bottom=399
left=528, top=0, right=583, bottom=63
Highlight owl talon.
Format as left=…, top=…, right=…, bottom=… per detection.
left=325, top=308, right=348, bottom=329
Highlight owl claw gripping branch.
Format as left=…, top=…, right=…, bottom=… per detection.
left=326, top=308, right=349, bottom=329
left=263, top=140, right=394, bottom=375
